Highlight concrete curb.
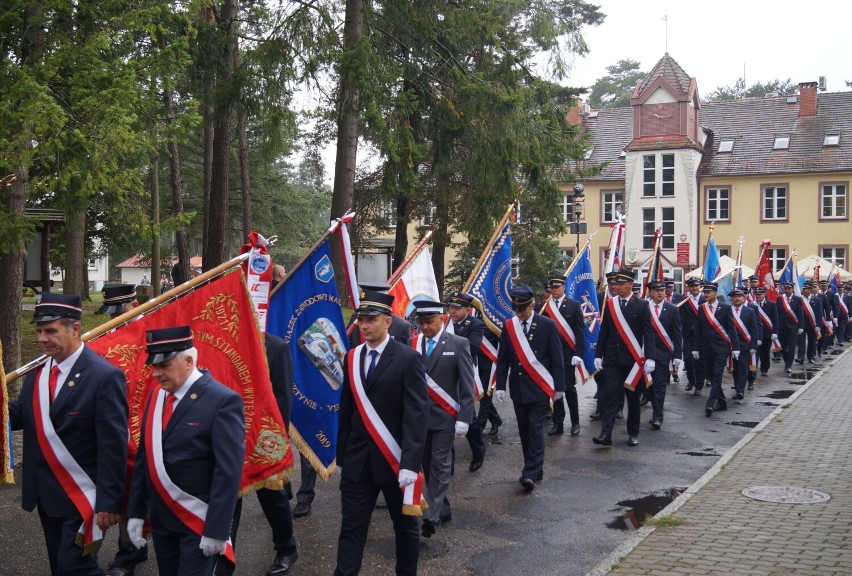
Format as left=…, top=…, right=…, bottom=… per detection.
left=584, top=347, right=849, bottom=576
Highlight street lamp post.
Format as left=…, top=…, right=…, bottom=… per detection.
left=571, top=183, right=585, bottom=255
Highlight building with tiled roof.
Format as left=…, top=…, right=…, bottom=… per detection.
left=557, top=54, right=852, bottom=288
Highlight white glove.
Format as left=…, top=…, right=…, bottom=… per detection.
left=692, top=351, right=700, bottom=360
left=398, top=468, right=418, bottom=488
left=593, top=358, right=603, bottom=371
left=771, top=333, right=778, bottom=340
left=644, top=359, right=655, bottom=373
left=571, top=356, right=583, bottom=367
left=797, top=329, right=804, bottom=335
left=553, top=391, right=565, bottom=401
left=833, top=318, right=839, bottom=327
left=199, top=536, right=227, bottom=557
left=336, top=465, right=343, bottom=476
left=454, top=421, right=469, bottom=437
left=495, top=390, right=507, bottom=403
left=127, top=518, right=146, bottom=550
left=757, top=340, right=762, bottom=347
left=816, top=328, right=821, bottom=337
left=672, top=359, right=681, bottom=370
left=732, top=351, right=740, bottom=360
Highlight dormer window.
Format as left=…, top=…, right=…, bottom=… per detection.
left=718, top=139, right=734, bottom=153
left=773, top=136, right=790, bottom=150
left=824, top=133, right=840, bottom=147
left=584, top=146, right=594, bottom=160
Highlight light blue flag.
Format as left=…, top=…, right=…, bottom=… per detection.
left=704, top=236, right=721, bottom=281
left=469, top=221, right=514, bottom=334
left=564, top=245, right=600, bottom=375
left=267, top=240, right=348, bottom=474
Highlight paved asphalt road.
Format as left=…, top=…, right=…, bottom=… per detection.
left=0, top=354, right=833, bottom=576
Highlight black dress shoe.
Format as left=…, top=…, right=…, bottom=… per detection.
left=807, top=359, right=815, bottom=364
left=705, top=407, right=713, bottom=417
left=616, top=410, right=624, bottom=419
left=672, top=375, right=679, bottom=383
left=592, top=435, right=612, bottom=446
left=421, top=519, right=437, bottom=538
left=748, top=384, right=754, bottom=390
left=469, top=458, right=484, bottom=472
left=685, top=383, right=693, bottom=391
left=627, top=436, right=639, bottom=447
left=693, top=388, right=701, bottom=396
left=713, top=403, right=728, bottom=411
left=106, top=569, right=135, bottom=576
left=650, top=419, right=661, bottom=430
left=267, top=551, right=298, bottom=576
left=547, top=424, right=564, bottom=436
left=570, top=424, right=581, bottom=436
left=795, top=359, right=804, bottom=365
left=293, top=501, right=311, bottom=517
left=785, top=367, right=792, bottom=374
left=589, top=412, right=602, bottom=421
left=440, top=513, right=452, bottom=523
left=735, top=392, right=744, bottom=400
left=487, top=424, right=500, bottom=436
left=639, top=397, right=649, bottom=406
left=519, top=477, right=535, bottom=492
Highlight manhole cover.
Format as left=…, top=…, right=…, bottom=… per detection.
left=742, top=486, right=830, bottom=504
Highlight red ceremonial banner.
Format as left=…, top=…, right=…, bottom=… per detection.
left=88, top=269, right=293, bottom=494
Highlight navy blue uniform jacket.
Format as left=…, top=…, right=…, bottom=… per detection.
left=128, top=372, right=245, bottom=540
left=595, top=296, right=656, bottom=367
left=496, top=312, right=565, bottom=403
left=10, top=345, right=128, bottom=517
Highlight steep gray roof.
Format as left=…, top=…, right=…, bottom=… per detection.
left=638, top=53, right=692, bottom=96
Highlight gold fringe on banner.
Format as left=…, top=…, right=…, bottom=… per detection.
left=1, top=341, right=13, bottom=485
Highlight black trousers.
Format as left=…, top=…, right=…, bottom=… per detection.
left=796, top=328, right=817, bottom=362
left=512, top=400, right=549, bottom=480
left=151, top=524, right=217, bottom=576
left=111, top=518, right=148, bottom=570
left=552, top=365, right=579, bottom=426
left=757, top=337, right=772, bottom=374
left=683, top=338, right=704, bottom=386
left=703, top=350, right=729, bottom=410
left=599, top=363, right=641, bottom=438
left=334, top=467, right=419, bottom=576
left=731, top=348, right=750, bottom=395
left=296, top=454, right=318, bottom=505
left=778, top=326, right=798, bottom=369
left=478, top=394, right=502, bottom=428
left=649, top=363, right=669, bottom=422
left=37, top=505, right=102, bottom=576
left=466, top=405, right=486, bottom=461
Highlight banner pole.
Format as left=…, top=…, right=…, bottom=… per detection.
left=462, top=203, right=515, bottom=292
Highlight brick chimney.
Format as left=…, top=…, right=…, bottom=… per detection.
left=799, top=81, right=818, bottom=117
left=567, top=99, right=584, bottom=126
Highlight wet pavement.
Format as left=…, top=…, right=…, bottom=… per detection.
left=0, top=348, right=847, bottom=575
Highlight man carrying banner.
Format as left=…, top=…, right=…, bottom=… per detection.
left=646, top=281, right=682, bottom=429
left=494, top=285, right=564, bottom=491
left=127, top=327, right=245, bottom=576
left=541, top=275, right=585, bottom=437
left=445, top=291, right=488, bottom=472
left=592, top=272, right=623, bottom=421
left=412, top=300, right=475, bottom=537
left=775, top=281, right=804, bottom=374
left=592, top=270, right=655, bottom=446
left=753, top=287, right=779, bottom=380
left=797, top=281, right=822, bottom=365
left=693, top=283, right=740, bottom=417
left=9, top=293, right=128, bottom=576
left=334, top=291, right=428, bottom=576
left=728, top=288, right=759, bottom=400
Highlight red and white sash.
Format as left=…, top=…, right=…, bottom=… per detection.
left=756, top=304, right=783, bottom=351
left=701, top=304, right=732, bottom=347
left=32, top=365, right=103, bottom=552
left=838, top=295, right=849, bottom=316
left=479, top=338, right=498, bottom=392
left=801, top=298, right=818, bottom=331
left=606, top=298, right=650, bottom=391
left=649, top=303, right=675, bottom=357
left=346, top=347, right=427, bottom=516
left=410, top=335, right=461, bottom=418
left=545, top=299, right=591, bottom=383
left=684, top=296, right=700, bottom=315
left=143, top=389, right=236, bottom=564
left=732, top=307, right=751, bottom=344
left=780, top=294, right=799, bottom=324
left=504, top=316, right=555, bottom=398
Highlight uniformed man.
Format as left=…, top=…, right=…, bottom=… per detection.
left=728, top=288, right=759, bottom=400
left=838, top=283, right=851, bottom=344
left=776, top=281, right=804, bottom=374
left=10, top=293, right=128, bottom=576
left=693, top=283, right=740, bottom=416
left=680, top=277, right=705, bottom=394
left=412, top=300, right=475, bottom=537
left=592, top=272, right=622, bottom=420
left=664, top=278, right=684, bottom=305
left=127, top=327, right=245, bottom=576
left=646, top=280, right=682, bottom=429
left=334, top=292, right=428, bottom=576
left=541, top=275, right=585, bottom=436
left=592, top=269, right=655, bottom=446
left=97, top=283, right=139, bottom=319
left=494, top=285, right=564, bottom=491
left=816, top=279, right=837, bottom=354
left=752, top=286, right=778, bottom=380
left=445, top=291, right=488, bottom=471
left=797, top=281, right=823, bottom=364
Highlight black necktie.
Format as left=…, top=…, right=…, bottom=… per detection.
left=621, top=298, right=627, bottom=310
left=522, top=320, right=529, bottom=334
left=366, top=350, right=378, bottom=380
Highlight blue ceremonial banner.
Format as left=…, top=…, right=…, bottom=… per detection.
left=469, top=221, right=514, bottom=334
left=777, top=256, right=804, bottom=296
left=564, top=245, right=600, bottom=375
left=704, top=236, right=721, bottom=282
left=267, top=240, right=347, bottom=477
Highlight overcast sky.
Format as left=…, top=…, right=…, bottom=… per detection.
left=561, top=0, right=851, bottom=95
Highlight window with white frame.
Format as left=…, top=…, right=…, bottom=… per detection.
left=558, top=195, right=575, bottom=222
left=661, top=154, right=675, bottom=196
left=379, top=199, right=397, bottom=228
left=643, top=155, right=655, bottom=196
left=601, top=190, right=623, bottom=223
left=767, top=248, right=787, bottom=273
left=420, top=201, right=437, bottom=226
left=560, top=247, right=574, bottom=261
left=718, top=139, right=734, bottom=153
left=821, top=247, right=846, bottom=270
left=762, top=185, right=787, bottom=220
left=511, top=256, right=520, bottom=279
left=661, top=207, right=675, bottom=249
left=821, top=184, right=847, bottom=219
left=773, top=136, right=790, bottom=150
left=642, top=207, right=656, bottom=249
left=706, top=187, right=730, bottom=221
left=87, top=258, right=98, bottom=271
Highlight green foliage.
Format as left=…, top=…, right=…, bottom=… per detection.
left=587, top=58, right=646, bottom=109
left=704, top=77, right=798, bottom=102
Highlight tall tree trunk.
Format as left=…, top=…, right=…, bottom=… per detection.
left=202, top=107, right=214, bottom=264
left=63, top=207, right=86, bottom=296
left=432, top=172, right=451, bottom=297
left=150, top=75, right=161, bottom=296
left=164, top=88, right=190, bottom=290
left=330, top=0, right=363, bottom=303
left=239, top=106, right=251, bottom=239
left=0, top=170, right=28, bottom=377
left=392, top=193, right=408, bottom=271
left=205, top=0, right=238, bottom=270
